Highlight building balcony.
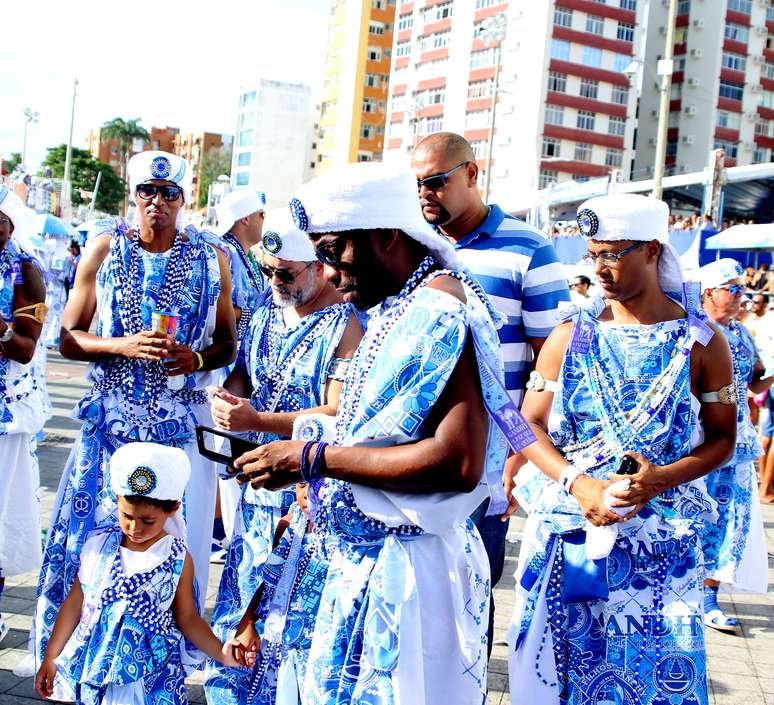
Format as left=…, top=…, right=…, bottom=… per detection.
left=551, top=0, right=635, bottom=23
left=540, top=160, right=611, bottom=178
left=546, top=91, right=627, bottom=118
left=543, top=124, right=625, bottom=149
left=552, top=26, right=634, bottom=55
left=549, top=59, right=630, bottom=87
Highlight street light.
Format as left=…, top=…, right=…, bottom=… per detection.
left=21, top=107, right=39, bottom=170
left=478, top=12, right=507, bottom=203
left=652, top=0, right=678, bottom=200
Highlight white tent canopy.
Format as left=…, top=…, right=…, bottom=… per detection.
left=704, top=224, right=774, bottom=251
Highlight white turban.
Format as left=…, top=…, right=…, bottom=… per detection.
left=214, top=189, right=266, bottom=236
left=289, top=162, right=463, bottom=270
left=576, top=193, right=683, bottom=294
left=258, top=208, right=316, bottom=262
left=0, top=185, right=44, bottom=264
left=110, top=442, right=191, bottom=501
left=698, top=258, right=744, bottom=291
left=128, top=151, right=192, bottom=204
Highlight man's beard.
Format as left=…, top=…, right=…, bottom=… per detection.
left=272, top=282, right=312, bottom=308
left=421, top=202, right=452, bottom=226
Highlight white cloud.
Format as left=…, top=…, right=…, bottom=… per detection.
left=0, top=0, right=328, bottom=169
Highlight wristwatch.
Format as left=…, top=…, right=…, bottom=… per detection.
left=0, top=326, right=14, bottom=343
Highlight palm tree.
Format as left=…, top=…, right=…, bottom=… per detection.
left=100, top=117, right=149, bottom=213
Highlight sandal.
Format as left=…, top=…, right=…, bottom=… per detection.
left=704, top=608, right=739, bottom=633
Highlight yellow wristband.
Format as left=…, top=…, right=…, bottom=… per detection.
left=194, top=352, right=204, bottom=371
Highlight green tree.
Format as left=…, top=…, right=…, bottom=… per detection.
left=2, top=152, right=22, bottom=174
left=198, top=145, right=233, bottom=209
left=100, top=118, right=149, bottom=212
left=41, top=145, right=125, bottom=214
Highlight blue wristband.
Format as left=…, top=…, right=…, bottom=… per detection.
left=308, top=442, right=328, bottom=483
left=299, top=440, right=316, bottom=483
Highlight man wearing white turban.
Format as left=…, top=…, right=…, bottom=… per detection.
left=508, top=194, right=737, bottom=705
left=30, top=151, right=237, bottom=692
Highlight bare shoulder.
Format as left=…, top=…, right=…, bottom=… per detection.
left=427, top=274, right=466, bottom=303
left=83, top=233, right=113, bottom=268
left=335, top=312, right=364, bottom=358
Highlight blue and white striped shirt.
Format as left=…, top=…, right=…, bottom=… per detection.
left=453, top=204, right=570, bottom=407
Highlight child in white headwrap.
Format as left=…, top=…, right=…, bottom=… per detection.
left=35, top=442, right=245, bottom=704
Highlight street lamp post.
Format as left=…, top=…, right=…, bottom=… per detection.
left=478, top=12, right=507, bottom=204
left=652, top=0, right=678, bottom=200
left=21, top=108, right=39, bottom=170
left=62, top=78, right=79, bottom=220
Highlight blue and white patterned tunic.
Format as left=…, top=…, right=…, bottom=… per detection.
left=33, top=223, right=223, bottom=682
left=509, top=300, right=716, bottom=705
left=204, top=291, right=352, bottom=705
left=302, top=264, right=509, bottom=705
left=54, top=529, right=191, bottom=705
left=702, top=320, right=767, bottom=591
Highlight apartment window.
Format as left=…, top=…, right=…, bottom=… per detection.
left=367, top=47, right=382, bottom=61
left=611, top=84, right=629, bottom=105
left=372, top=0, right=386, bottom=8
left=465, top=110, right=491, bottom=129
left=579, top=79, right=598, bottom=99
left=677, top=0, right=690, bottom=13
left=423, top=1, right=452, bottom=22
left=753, top=146, right=770, bottom=163
left=613, top=53, right=631, bottom=73
left=426, top=87, right=445, bottom=104
left=764, top=62, right=774, bottom=80
left=551, top=40, right=571, bottom=61
left=718, top=111, right=741, bottom=130
left=365, top=73, right=382, bottom=88
left=608, top=116, right=626, bottom=136
left=727, top=0, right=752, bottom=13
left=575, top=143, right=593, bottom=162
left=722, top=51, right=746, bottom=72
left=605, top=148, right=623, bottom=167
left=239, top=111, right=255, bottom=128
left=768, top=4, right=774, bottom=22
left=418, top=116, right=443, bottom=134
left=542, top=137, right=561, bottom=158
left=241, top=91, right=256, bottom=108
left=468, top=79, right=494, bottom=98
left=762, top=90, right=774, bottom=109
left=470, top=140, right=487, bottom=159
left=238, top=129, right=254, bottom=147
left=470, top=47, right=496, bottom=69
left=724, top=22, right=749, bottom=43
left=235, top=172, right=250, bottom=186
left=755, top=118, right=772, bottom=136
left=363, top=98, right=377, bottom=113
left=539, top=169, right=559, bottom=188
left=396, top=41, right=411, bottom=57
left=617, top=22, right=634, bottom=42
left=583, top=46, right=602, bottom=68
left=666, top=141, right=678, bottom=157
left=586, top=15, right=604, bottom=35
left=398, top=13, right=413, bottom=30
left=714, top=139, right=738, bottom=158
left=420, top=30, right=450, bottom=51
left=358, top=152, right=373, bottom=162
left=361, top=124, right=384, bottom=139
left=548, top=71, right=567, bottom=93
left=577, top=110, right=596, bottom=130
left=554, top=7, right=572, bottom=27
left=674, top=26, right=689, bottom=43
left=619, top=0, right=636, bottom=8
left=369, top=21, right=385, bottom=35
left=236, top=152, right=251, bottom=167
left=545, top=104, right=565, bottom=126
left=475, top=0, right=499, bottom=7
left=719, top=80, right=744, bottom=101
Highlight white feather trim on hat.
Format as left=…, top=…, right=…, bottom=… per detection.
left=289, top=162, right=462, bottom=271
left=577, top=194, right=684, bottom=294
left=258, top=208, right=316, bottom=262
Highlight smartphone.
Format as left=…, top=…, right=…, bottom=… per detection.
left=196, top=425, right=259, bottom=466
left=617, top=456, right=639, bottom=476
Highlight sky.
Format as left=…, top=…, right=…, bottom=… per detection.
left=0, top=0, right=329, bottom=170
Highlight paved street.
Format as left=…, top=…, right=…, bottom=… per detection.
left=1, top=351, right=773, bottom=703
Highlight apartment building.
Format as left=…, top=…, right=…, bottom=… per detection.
left=174, top=132, right=233, bottom=209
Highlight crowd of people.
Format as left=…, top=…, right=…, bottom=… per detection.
left=0, top=131, right=771, bottom=705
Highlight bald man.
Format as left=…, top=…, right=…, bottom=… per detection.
left=413, top=132, right=570, bottom=655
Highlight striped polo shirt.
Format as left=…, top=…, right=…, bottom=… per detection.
left=453, top=204, right=570, bottom=407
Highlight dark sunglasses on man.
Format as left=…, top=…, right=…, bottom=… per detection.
left=416, top=161, right=468, bottom=191
left=258, top=261, right=314, bottom=284
left=135, top=183, right=183, bottom=202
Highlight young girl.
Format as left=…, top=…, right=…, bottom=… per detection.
left=34, top=442, right=244, bottom=704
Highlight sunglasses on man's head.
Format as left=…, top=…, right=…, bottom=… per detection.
left=135, top=183, right=183, bottom=202
left=416, top=161, right=468, bottom=191
left=258, top=261, right=313, bottom=284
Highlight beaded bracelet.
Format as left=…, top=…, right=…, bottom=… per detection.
left=299, top=440, right=316, bottom=483
left=308, top=442, right=328, bottom=483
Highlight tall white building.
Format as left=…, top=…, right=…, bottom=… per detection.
left=383, top=0, right=646, bottom=206
left=231, top=79, right=314, bottom=207
left=634, top=0, right=774, bottom=178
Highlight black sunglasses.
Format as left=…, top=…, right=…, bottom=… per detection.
left=258, top=261, right=313, bottom=284
left=315, top=245, right=345, bottom=270
left=417, top=161, right=468, bottom=191
left=136, top=183, right=183, bottom=202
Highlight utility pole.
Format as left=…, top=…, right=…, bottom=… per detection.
left=480, top=13, right=507, bottom=204
left=21, top=108, right=39, bottom=170
left=62, top=78, right=79, bottom=220
left=652, top=0, right=678, bottom=200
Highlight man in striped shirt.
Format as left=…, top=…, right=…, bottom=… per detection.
left=412, top=132, right=570, bottom=654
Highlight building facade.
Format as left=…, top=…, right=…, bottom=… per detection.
left=230, top=79, right=313, bottom=207
left=313, top=0, right=397, bottom=173
left=86, top=125, right=180, bottom=176
left=175, top=132, right=234, bottom=209
left=383, top=0, right=645, bottom=205
left=634, top=0, right=774, bottom=178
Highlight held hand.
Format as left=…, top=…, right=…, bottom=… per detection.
left=118, top=330, right=171, bottom=361
left=235, top=620, right=261, bottom=663
left=570, top=475, right=622, bottom=527
left=164, top=342, right=196, bottom=376
left=607, top=451, right=669, bottom=511
left=211, top=389, right=261, bottom=432
left=235, top=440, right=306, bottom=491
left=35, top=659, right=57, bottom=698
left=501, top=453, right=526, bottom=521
left=220, top=638, right=247, bottom=668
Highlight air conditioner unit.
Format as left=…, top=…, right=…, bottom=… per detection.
left=684, top=105, right=697, bottom=115
left=659, top=25, right=666, bottom=35
left=743, top=141, right=754, bottom=150
left=753, top=55, right=765, bottom=65
left=690, top=48, right=703, bottom=58
left=651, top=109, right=659, bottom=117
left=687, top=77, right=701, bottom=87
left=692, top=19, right=705, bottom=29
left=682, top=135, right=695, bottom=145
left=744, top=110, right=758, bottom=120
left=751, top=84, right=763, bottom=93
left=755, top=25, right=768, bottom=35
left=649, top=137, right=658, bottom=146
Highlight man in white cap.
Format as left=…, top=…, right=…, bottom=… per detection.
left=507, top=194, right=736, bottom=704
left=697, top=258, right=772, bottom=632
left=0, top=186, right=47, bottom=641
left=31, top=150, right=237, bottom=671
left=203, top=208, right=361, bottom=705
left=234, top=163, right=518, bottom=705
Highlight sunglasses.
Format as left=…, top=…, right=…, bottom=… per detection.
left=315, top=245, right=344, bottom=270
left=136, top=183, right=183, bottom=202
left=258, top=261, right=313, bottom=284
left=714, top=284, right=744, bottom=296
left=582, top=241, right=645, bottom=266
left=416, top=161, right=468, bottom=191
